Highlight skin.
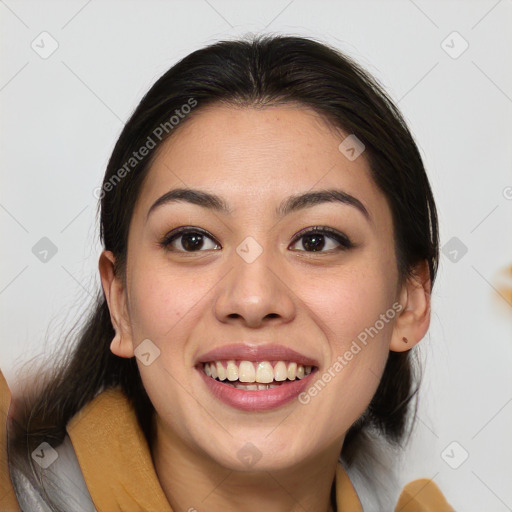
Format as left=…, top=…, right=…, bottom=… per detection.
left=99, top=104, right=431, bottom=512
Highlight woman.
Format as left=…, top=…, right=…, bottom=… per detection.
left=2, top=34, right=454, bottom=511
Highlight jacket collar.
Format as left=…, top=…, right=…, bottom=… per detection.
left=0, top=367, right=452, bottom=512
left=66, top=387, right=364, bottom=511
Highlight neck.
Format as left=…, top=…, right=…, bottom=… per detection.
left=150, top=418, right=343, bottom=512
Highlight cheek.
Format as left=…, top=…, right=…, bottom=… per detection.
left=303, top=263, right=397, bottom=351
left=125, top=263, right=210, bottom=416
left=298, top=260, right=397, bottom=431
left=126, top=260, right=209, bottom=355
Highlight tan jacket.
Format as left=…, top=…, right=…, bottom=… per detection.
left=0, top=369, right=454, bottom=511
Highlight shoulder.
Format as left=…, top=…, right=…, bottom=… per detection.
left=396, top=478, right=455, bottom=512
left=342, top=429, right=454, bottom=512
left=1, top=367, right=21, bottom=511
left=10, top=434, right=97, bottom=512
left=1, top=367, right=97, bottom=512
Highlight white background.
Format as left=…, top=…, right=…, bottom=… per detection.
left=1, top=0, right=511, bottom=510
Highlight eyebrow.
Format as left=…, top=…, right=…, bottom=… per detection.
left=146, top=187, right=371, bottom=222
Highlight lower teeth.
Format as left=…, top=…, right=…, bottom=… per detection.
left=216, top=379, right=285, bottom=390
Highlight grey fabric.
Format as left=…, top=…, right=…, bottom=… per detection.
left=10, top=434, right=97, bottom=512
left=343, top=429, right=403, bottom=512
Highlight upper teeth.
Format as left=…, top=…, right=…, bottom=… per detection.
left=203, top=360, right=313, bottom=383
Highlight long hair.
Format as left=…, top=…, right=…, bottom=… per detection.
left=8, top=34, right=439, bottom=511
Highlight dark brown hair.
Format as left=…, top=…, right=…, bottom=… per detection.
left=8, top=34, right=438, bottom=511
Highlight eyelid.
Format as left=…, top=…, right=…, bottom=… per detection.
left=290, top=225, right=353, bottom=248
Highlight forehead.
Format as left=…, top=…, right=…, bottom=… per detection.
left=134, top=104, right=391, bottom=224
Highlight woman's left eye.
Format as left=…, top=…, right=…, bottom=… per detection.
left=159, top=226, right=354, bottom=253
left=289, top=226, right=354, bottom=253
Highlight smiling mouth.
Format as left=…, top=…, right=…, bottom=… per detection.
left=200, top=360, right=316, bottom=390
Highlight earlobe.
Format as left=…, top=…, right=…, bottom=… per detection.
left=390, top=261, right=431, bottom=352
left=98, top=250, right=134, bottom=358
left=110, top=330, right=134, bottom=358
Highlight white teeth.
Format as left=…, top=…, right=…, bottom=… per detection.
left=274, top=361, right=288, bottom=381
left=287, top=362, right=297, bottom=380
left=203, top=360, right=314, bottom=383
left=216, top=361, right=226, bottom=381
left=238, top=361, right=256, bottom=383
left=255, top=362, right=274, bottom=383
left=231, top=382, right=281, bottom=390
left=226, top=360, right=238, bottom=381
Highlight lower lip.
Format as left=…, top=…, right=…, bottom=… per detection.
left=196, top=366, right=317, bottom=411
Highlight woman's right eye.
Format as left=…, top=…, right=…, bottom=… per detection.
left=159, top=227, right=220, bottom=253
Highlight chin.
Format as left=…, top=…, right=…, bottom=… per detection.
left=197, top=432, right=314, bottom=473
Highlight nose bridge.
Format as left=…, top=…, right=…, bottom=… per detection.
left=213, top=234, right=295, bottom=326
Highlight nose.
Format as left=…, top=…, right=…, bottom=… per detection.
left=213, top=243, right=296, bottom=328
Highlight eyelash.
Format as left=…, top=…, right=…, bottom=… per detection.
left=158, top=225, right=355, bottom=254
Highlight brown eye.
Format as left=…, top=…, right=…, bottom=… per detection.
left=160, top=227, right=220, bottom=252
left=289, top=226, right=354, bottom=253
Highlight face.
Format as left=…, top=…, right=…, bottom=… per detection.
left=103, top=104, right=420, bottom=472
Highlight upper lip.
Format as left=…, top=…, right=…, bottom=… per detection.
left=195, top=343, right=319, bottom=367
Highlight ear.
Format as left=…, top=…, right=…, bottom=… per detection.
left=390, top=260, right=432, bottom=352
left=98, top=250, right=134, bottom=358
